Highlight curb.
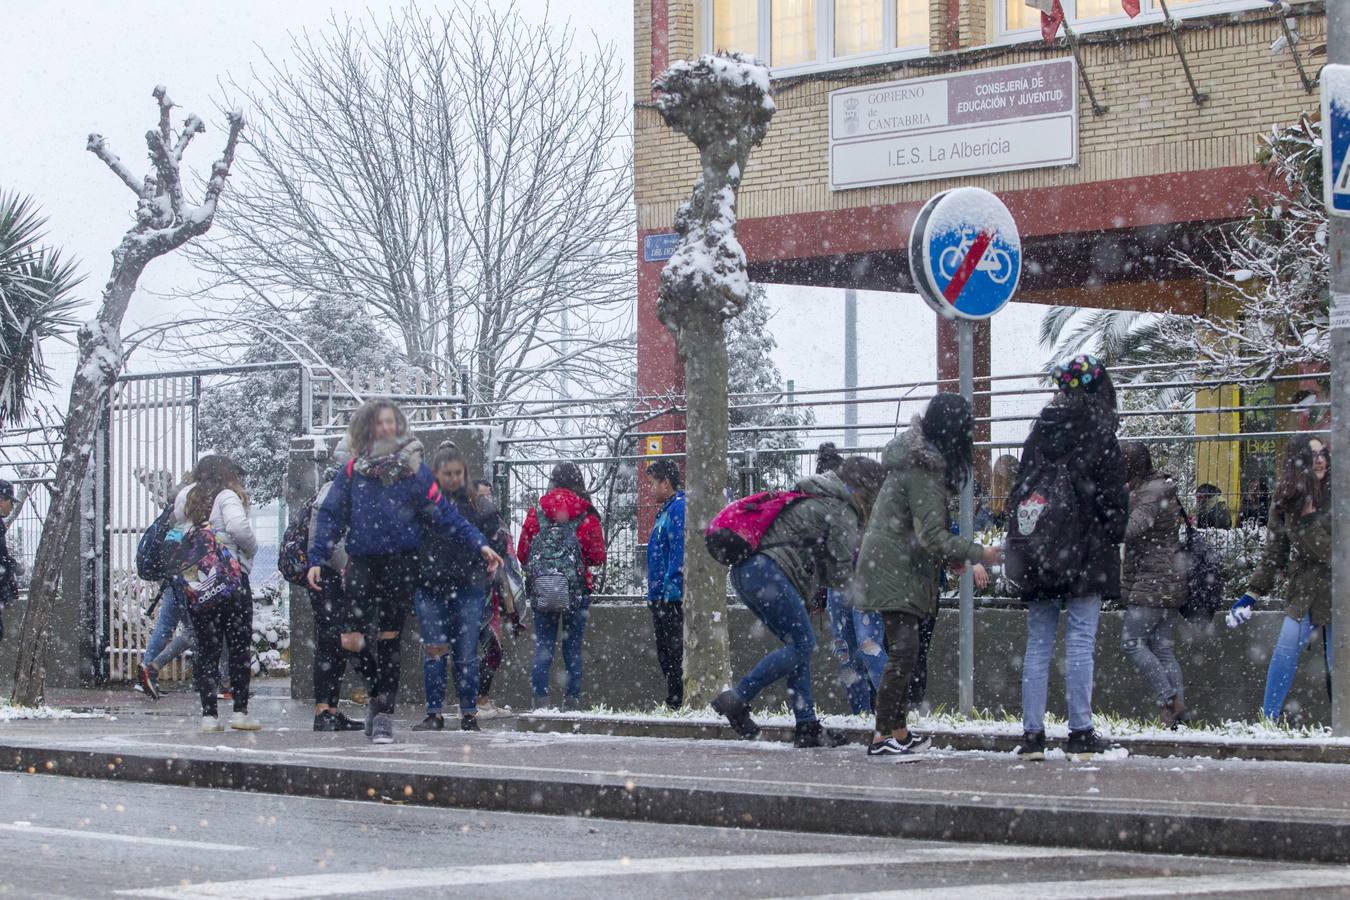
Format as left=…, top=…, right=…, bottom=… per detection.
left=6, top=741, right=1350, bottom=864
left=511, top=715, right=1350, bottom=764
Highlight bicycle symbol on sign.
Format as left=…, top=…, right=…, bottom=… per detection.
left=938, top=229, right=1014, bottom=286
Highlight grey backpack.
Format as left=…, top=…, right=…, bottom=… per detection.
left=525, top=507, right=586, bottom=614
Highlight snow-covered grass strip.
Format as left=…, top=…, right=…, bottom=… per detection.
left=526, top=702, right=1350, bottom=746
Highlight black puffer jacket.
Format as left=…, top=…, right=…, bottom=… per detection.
left=420, top=487, right=500, bottom=593
left=1010, top=398, right=1129, bottom=602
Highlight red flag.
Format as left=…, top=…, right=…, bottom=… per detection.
left=1121, top=0, right=1140, bottom=16
left=1024, top=0, right=1065, bottom=43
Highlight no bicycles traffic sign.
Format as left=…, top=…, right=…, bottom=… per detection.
left=908, top=187, right=1022, bottom=321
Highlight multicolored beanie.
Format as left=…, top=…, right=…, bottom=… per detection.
left=1052, top=354, right=1106, bottom=393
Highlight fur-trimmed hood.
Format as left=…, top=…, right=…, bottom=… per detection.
left=881, top=416, right=945, bottom=474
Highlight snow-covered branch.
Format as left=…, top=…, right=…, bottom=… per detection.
left=85, top=135, right=142, bottom=195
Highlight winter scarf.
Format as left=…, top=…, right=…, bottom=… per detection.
left=354, top=436, right=423, bottom=486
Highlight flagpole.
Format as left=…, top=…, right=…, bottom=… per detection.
left=1061, top=22, right=1108, bottom=116
left=1157, top=0, right=1209, bottom=106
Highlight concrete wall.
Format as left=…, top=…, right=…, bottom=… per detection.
left=285, top=427, right=499, bottom=705
left=473, top=605, right=1329, bottom=726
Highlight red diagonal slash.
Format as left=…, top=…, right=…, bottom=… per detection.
left=942, top=230, right=994, bottom=304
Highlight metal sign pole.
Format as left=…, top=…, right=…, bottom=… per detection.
left=958, top=319, right=976, bottom=716
left=1327, top=4, right=1350, bottom=737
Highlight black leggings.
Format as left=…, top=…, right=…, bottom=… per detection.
left=875, top=611, right=924, bottom=736
left=311, top=570, right=376, bottom=706
left=190, top=580, right=252, bottom=717
left=344, top=553, right=417, bottom=709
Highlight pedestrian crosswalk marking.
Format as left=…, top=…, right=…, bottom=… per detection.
left=0, top=821, right=251, bottom=851
left=116, top=848, right=1086, bottom=899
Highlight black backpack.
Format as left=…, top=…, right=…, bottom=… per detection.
left=1180, top=510, right=1224, bottom=625
left=136, top=502, right=179, bottom=582
left=278, top=497, right=316, bottom=586
left=1004, top=459, right=1086, bottom=598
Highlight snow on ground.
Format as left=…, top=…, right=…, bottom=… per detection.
left=528, top=703, right=1350, bottom=747
left=0, top=699, right=104, bottom=721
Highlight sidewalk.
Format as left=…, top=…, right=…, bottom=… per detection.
left=5, top=684, right=1350, bottom=864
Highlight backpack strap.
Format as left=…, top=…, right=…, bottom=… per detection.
left=346, top=458, right=355, bottom=478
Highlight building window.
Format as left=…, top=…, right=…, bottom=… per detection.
left=896, top=0, right=927, bottom=48
left=713, top=0, right=758, bottom=54
left=772, top=0, right=817, bottom=66
left=704, top=0, right=930, bottom=74
left=998, top=0, right=1272, bottom=39
left=835, top=0, right=883, bottom=57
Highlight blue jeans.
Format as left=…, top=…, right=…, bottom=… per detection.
left=532, top=601, right=589, bottom=703
left=144, top=582, right=192, bottom=670
left=730, top=554, right=817, bottom=724
left=414, top=585, right=486, bottom=715
left=1263, top=613, right=1332, bottom=721
left=826, top=589, right=886, bottom=714
left=1022, top=596, right=1102, bottom=734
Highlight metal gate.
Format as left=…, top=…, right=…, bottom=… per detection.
left=99, top=373, right=201, bottom=682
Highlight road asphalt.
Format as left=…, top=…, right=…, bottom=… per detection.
left=4, top=773, right=1350, bottom=899
left=4, top=683, right=1350, bottom=866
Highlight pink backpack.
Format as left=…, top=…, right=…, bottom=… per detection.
left=704, top=490, right=808, bottom=566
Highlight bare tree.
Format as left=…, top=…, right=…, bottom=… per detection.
left=11, top=87, right=243, bottom=706
left=653, top=54, right=775, bottom=707
left=189, top=3, right=633, bottom=417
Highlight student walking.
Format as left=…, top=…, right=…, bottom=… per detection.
left=518, top=463, right=606, bottom=709
left=307, top=401, right=500, bottom=744
left=1006, top=356, right=1129, bottom=760
left=712, top=457, right=885, bottom=748
left=413, top=442, right=503, bottom=733
left=473, top=478, right=518, bottom=719
left=644, top=458, right=686, bottom=710
left=1119, top=443, right=1188, bottom=728
left=814, top=444, right=885, bottom=716
left=1229, top=434, right=1332, bottom=721
left=853, top=395, right=1001, bottom=760
left=173, top=455, right=261, bottom=733
left=306, top=454, right=372, bottom=732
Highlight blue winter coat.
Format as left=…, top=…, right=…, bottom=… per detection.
left=309, top=463, right=486, bottom=565
left=646, top=492, right=685, bottom=604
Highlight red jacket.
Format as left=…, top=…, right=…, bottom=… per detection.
left=517, top=488, right=607, bottom=591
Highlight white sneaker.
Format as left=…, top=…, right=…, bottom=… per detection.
left=229, top=711, right=262, bottom=732
left=476, top=700, right=507, bottom=720
left=201, top=716, right=225, bottom=733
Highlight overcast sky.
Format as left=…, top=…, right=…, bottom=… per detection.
left=1, top=0, right=1049, bottom=436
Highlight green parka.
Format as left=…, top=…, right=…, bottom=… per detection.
left=852, top=421, right=983, bottom=617
left=1247, top=504, right=1332, bottom=625
left=759, top=472, right=865, bottom=604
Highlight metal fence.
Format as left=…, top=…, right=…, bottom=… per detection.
left=487, top=361, right=1328, bottom=606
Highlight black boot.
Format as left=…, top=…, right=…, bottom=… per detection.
left=460, top=713, right=480, bottom=732
left=793, top=720, right=850, bottom=749
left=711, top=689, right=760, bottom=740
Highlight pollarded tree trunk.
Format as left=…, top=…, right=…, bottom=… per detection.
left=653, top=54, right=774, bottom=708
left=11, top=87, right=243, bottom=706
left=677, top=314, right=733, bottom=706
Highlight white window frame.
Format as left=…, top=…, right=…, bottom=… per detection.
left=701, top=0, right=932, bottom=79
left=996, top=0, right=1279, bottom=44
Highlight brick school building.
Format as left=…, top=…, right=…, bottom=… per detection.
left=633, top=0, right=1326, bottom=532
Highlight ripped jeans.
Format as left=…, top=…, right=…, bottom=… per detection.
left=826, top=589, right=886, bottom=714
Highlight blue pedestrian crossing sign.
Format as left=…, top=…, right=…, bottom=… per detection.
left=1323, top=65, right=1350, bottom=218
left=908, top=187, right=1021, bottom=321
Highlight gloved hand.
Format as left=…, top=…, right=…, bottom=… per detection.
left=1226, top=595, right=1255, bottom=629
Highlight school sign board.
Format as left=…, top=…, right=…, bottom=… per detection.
left=909, top=187, right=1021, bottom=321
left=828, top=59, right=1078, bottom=190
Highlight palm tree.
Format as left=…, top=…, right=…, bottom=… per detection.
left=1038, top=305, right=1182, bottom=370
left=0, top=191, right=83, bottom=426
